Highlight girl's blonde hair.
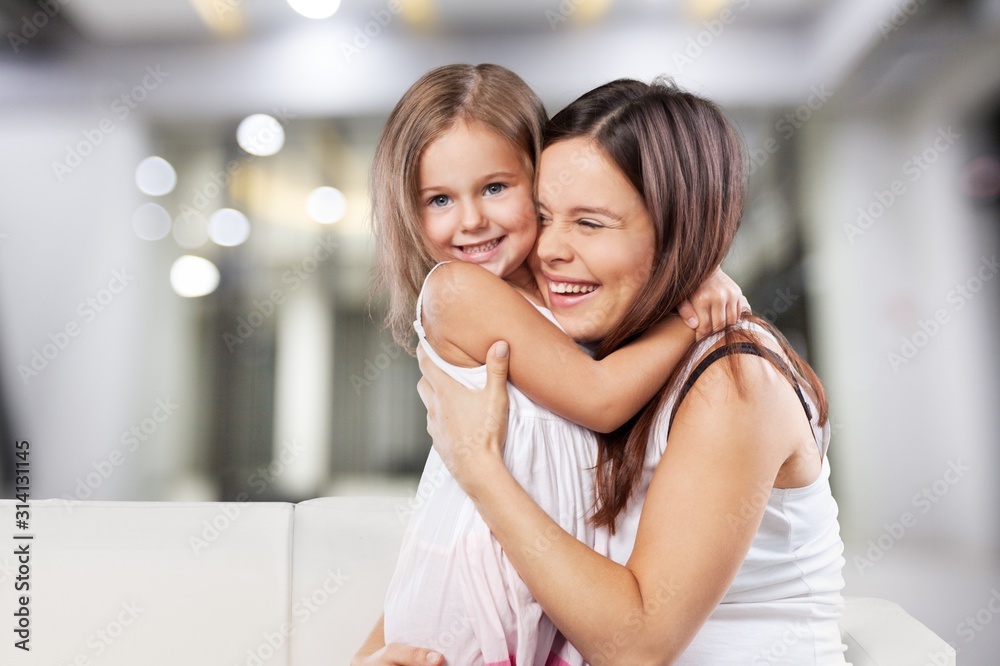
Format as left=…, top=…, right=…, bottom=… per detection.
left=371, top=63, right=547, bottom=352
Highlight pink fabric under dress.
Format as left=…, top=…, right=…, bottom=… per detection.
left=383, top=263, right=604, bottom=666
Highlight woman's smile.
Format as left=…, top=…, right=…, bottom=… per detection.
left=539, top=270, right=601, bottom=308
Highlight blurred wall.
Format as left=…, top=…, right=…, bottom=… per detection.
left=0, top=111, right=201, bottom=500
left=802, top=31, right=1000, bottom=552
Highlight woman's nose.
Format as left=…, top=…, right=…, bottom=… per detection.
left=535, top=223, right=572, bottom=264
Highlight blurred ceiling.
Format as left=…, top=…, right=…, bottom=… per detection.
left=51, top=0, right=836, bottom=43
left=0, top=0, right=991, bottom=117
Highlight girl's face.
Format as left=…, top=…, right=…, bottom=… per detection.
left=418, top=120, right=538, bottom=279
left=532, top=138, right=656, bottom=343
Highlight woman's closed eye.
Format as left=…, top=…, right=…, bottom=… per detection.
left=577, top=219, right=605, bottom=230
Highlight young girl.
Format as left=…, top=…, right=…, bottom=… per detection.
left=362, top=64, right=745, bottom=666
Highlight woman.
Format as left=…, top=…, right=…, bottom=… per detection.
left=368, top=78, right=845, bottom=665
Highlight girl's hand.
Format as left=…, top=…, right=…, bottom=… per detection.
left=677, top=267, right=750, bottom=340
left=416, top=341, right=510, bottom=497
left=351, top=645, right=444, bottom=666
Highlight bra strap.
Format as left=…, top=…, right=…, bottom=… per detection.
left=667, top=342, right=813, bottom=435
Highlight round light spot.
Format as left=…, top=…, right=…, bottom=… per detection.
left=287, top=0, right=341, bottom=19
left=173, top=212, right=209, bottom=249
left=132, top=203, right=172, bottom=241
left=209, top=208, right=251, bottom=246
left=306, top=186, right=346, bottom=224
left=170, top=255, right=220, bottom=298
left=237, top=114, right=285, bottom=157
left=135, top=156, right=177, bottom=196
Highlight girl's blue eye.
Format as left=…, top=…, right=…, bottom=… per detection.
left=484, top=183, right=506, bottom=196
left=429, top=195, right=450, bottom=207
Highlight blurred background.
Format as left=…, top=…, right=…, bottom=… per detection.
left=0, top=0, right=998, bottom=661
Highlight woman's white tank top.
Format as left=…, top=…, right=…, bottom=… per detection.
left=606, top=322, right=849, bottom=665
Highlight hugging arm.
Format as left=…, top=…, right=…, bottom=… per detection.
left=417, top=342, right=800, bottom=664
left=422, top=262, right=743, bottom=433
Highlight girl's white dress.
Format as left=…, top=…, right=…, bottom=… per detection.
left=383, top=263, right=604, bottom=666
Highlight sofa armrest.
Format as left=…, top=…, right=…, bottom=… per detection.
left=841, top=597, right=956, bottom=665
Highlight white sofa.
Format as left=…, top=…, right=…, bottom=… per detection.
left=0, top=497, right=955, bottom=665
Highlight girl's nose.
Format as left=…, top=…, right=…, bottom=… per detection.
left=459, top=202, right=488, bottom=232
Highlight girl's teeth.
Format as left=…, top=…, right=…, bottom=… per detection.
left=551, top=282, right=596, bottom=294
left=463, top=238, right=501, bottom=254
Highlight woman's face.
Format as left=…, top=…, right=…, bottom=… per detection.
left=532, top=138, right=656, bottom=343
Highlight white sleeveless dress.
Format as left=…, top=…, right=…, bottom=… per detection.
left=383, top=263, right=605, bottom=666
left=605, top=321, right=849, bottom=665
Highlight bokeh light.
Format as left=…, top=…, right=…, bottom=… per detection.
left=306, top=186, right=347, bottom=224
left=286, top=0, right=341, bottom=20
left=132, top=203, right=172, bottom=241
left=170, top=255, right=220, bottom=298
left=208, top=208, right=251, bottom=246
left=135, top=156, right=177, bottom=196
left=237, top=114, right=285, bottom=156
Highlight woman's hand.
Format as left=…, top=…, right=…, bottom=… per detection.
left=351, top=645, right=443, bottom=666
left=677, top=266, right=750, bottom=340
left=416, top=340, right=510, bottom=498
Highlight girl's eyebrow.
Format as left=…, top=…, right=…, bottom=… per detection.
left=481, top=170, right=519, bottom=181
left=419, top=171, right=520, bottom=195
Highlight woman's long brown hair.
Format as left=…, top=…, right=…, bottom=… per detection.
left=544, top=78, right=829, bottom=532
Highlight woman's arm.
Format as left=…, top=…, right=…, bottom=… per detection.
left=351, top=614, right=443, bottom=666
left=421, top=262, right=743, bottom=433
left=417, top=341, right=801, bottom=665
